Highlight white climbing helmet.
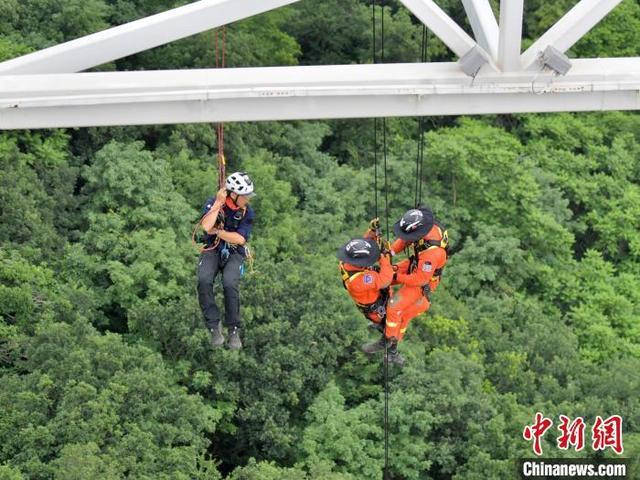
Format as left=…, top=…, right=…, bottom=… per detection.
left=225, top=171, right=255, bottom=197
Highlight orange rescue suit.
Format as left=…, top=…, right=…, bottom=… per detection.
left=340, top=254, right=393, bottom=323
left=386, top=224, right=448, bottom=341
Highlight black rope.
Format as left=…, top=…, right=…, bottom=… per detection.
left=379, top=5, right=389, bottom=240
left=372, top=0, right=376, bottom=63
left=372, top=2, right=390, bottom=479
left=383, top=119, right=389, bottom=241
left=380, top=0, right=385, bottom=63
left=415, top=24, right=428, bottom=208
left=381, top=4, right=391, bottom=480
left=384, top=335, right=389, bottom=480
left=372, top=2, right=378, bottom=221
left=374, top=119, right=379, bottom=221
left=414, top=116, right=424, bottom=207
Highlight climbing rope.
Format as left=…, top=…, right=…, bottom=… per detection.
left=372, top=2, right=378, bottom=223
left=372, top=1, right=390, bottom=478
left=415, top=24, right=428, bottom=208
left=191, top=27, right=228, bottom=253
left=212, top=28, right=256, bottom=274
left=214, top=26, right=227, bottom=189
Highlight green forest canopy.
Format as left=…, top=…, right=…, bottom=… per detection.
left=1, top=1, right=639, bottom=479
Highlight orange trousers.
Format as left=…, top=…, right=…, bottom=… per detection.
left=385, top=286, right=430, bottom=341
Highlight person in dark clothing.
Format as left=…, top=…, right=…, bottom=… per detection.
left=197, top=172, right=256, bottom=349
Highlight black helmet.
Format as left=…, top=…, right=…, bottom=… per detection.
left=336, top=238, right=381, bottom=268
left=393, top=207, right=434, bottom=242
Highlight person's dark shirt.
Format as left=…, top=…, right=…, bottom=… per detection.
left=200, top=196, right=255, bottom=256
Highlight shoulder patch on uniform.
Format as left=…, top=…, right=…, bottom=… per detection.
left=363, top=274, right=373, bottom=284
left=422, top=262, right=433, bottom=272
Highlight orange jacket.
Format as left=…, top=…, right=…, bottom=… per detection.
left=390, top=225, right=448, bottom=291
left=340, top=255, right=393, bottom=306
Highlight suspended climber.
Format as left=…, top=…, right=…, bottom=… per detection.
left=337, top=218, right=393, bottom=328
left=336, top=219, right=395, bottom=364
left=197, top=172, right=256, bottom=350
left=351, top=206, right=448, bottom=365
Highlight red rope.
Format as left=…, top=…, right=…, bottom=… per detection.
left=221, top=26, right=226, bottom=68
left=214, top=27, right=227, bottom=189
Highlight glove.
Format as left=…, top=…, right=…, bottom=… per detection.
left=380, top=240, right=391, bottom=256
left=369, top=217, right=380, bottom=232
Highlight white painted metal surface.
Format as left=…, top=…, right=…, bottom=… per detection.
left=398, top=0, right=480, bottom=59
left=0, top=0, right=301, bottom=75
left=521, top=0, right=625, bottom=69
left=0, top=0, right=635, bottom=129
left=2, top=59, right=639, bottom=129
left=461, top=0, right=499, bottom=61
left=497, top=0, right=524, bottom=72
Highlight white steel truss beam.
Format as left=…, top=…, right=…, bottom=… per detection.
left=398, top=0, right=482, bottom=59
left=0, top=0, right=301, bottom=75
left=2, top=59, right=639, bottom=129
left=461, top=0, right=499, bottom=61
left=497, top=0, right=524, bottom=72
left=521, top=0, right=624, bottom=70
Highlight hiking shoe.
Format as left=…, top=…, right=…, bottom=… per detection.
left=387, top=344, right=406, bottom=366
left=361, top=336, right=386, bottom=354
left=209, top=323, right=224, bottom=348
left=227, top=326, right=242, bottom=350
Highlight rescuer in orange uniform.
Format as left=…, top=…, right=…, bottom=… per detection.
left=337, top=230, right=393, bottom=330
left=362, top=206, right=449, bottom=365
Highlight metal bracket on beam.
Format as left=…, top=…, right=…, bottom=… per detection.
left=458, top=45, right=490, bottom=77
left=540, top=46, right=572, bottom=75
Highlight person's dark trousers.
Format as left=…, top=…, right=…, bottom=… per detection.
left=197, top=249, right=244, bottom=329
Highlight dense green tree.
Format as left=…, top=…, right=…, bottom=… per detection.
left=0, top=321, right=220, bottom=479
left=72, top=141, right=196, bottom=326
left=0, top=132, right=77, bottom=261
left=300, top=382, right=382, bottom=479
left=0, top=0, right=110, bottom=49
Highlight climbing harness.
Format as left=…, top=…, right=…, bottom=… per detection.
left=340, top=263, right=388, bottom=320
left=406, top=223, right=449, bottom=299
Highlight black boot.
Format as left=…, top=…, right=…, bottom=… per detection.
left=387, top=340, right=406, bottom=366
left=208, top=323, right=224, bottom=348
left=362, top=336, right=386, bottom=354
left=227, top=326, right=242, bottom=350
left=367, top=321, right=385, bottom=334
